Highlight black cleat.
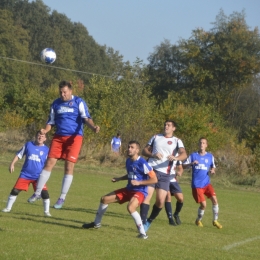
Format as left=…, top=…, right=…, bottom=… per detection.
left=82, top=222, right=101, bottom=229
left=169, top=218, right=177, bottom=226
left=174, top=214, right=182, bottom=225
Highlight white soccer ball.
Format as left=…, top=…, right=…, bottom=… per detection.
left=40, top=48, right=56, bottom=64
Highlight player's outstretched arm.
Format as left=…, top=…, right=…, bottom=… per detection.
left=84, top=118, right=100, bottom=133
left=112, top=174, right=128, bottom=182
left=9, top=155, right=19, bottom=173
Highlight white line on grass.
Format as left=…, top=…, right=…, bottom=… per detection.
left=223, top=236, right=260, bottom=250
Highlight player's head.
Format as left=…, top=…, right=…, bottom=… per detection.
left=116, top=133, right=120, bottom=137
left=59, top=80, right=73, bottom=101
left=198, top=137, right=208, bottom=150
left=35, top=130, right=46, bottom=145
left=127, top=140, right=140, bottom=159
left=164, top=120, right=176, bottom=136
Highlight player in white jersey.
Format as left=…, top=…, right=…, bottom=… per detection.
left=141, top=120, right=187, bottom=232
left=82, top=141, right=157, bottom=239
left=28, top=80, right=100, bottom=209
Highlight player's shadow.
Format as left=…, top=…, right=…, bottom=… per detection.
left=7, top=213, right=136, bottom=232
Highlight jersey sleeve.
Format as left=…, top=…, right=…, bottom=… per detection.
left=79, top=99, right=91, bottom=119
left=143, top=161, right=153, bottom=174
left=16, top=144, right=27, bottom=159
left=46, top=104, right=55, bottom=125
left=177, top=139, right=185, bottom=148
left=211, top=154, right=216, bottom=168
left=147, top=135, right=156, bottom=146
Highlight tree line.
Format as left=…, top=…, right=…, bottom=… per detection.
left=1, top=1, right=260, bottom=180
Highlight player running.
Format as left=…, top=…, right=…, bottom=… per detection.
left=28, top=80, right=100, bottom=209
left=183, top=137, right=222, bottom=229
left=82, top=140, right=158, bottom=239
left=2, top=131, right=51, bottom=216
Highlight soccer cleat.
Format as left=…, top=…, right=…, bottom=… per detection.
left=53, top=198, right=65, bottom=209
left=213, top=220, right=222, bottom=229
left=137, top=233, right=148, bottom=239
left=27, top=193, right=41, bottom=203
left=2, top=208, right=11, bottom=213
left=143, top=221, right=151, bottom=232
left=174, top=214, right=182, bottom=225
left=82, top=222, right=101, bottom=229
left=169, top=218, right=177, bottom=226
left=195, top=219, right=203, bottom=227
left=44, top=212, right=51, bottom=217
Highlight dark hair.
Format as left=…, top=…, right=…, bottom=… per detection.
left=199, top=137, right=208, bottom=143
left=117, top=133, right=120, bottom=137
left=164, top=120, right=177, bottom=127
left=59, top=80, right=72, bottom=89
left=128, top=140, right=140, bottom=149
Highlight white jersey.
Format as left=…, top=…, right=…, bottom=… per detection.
left=169, top=161, right=182, bottom=183
left=147, top=134, right=185, bottom=175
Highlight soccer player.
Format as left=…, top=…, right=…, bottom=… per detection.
left=183, top=137, right=222, bottom=229
left=111, top=133, right=121, bottom=153
left=82, top=140, right=158, bottom=239
left=165, top=161, right=184, bottom=226
left=140, top=120, right=187, bottom=232
left=2, top=131, right=51, bottom=216
left=28, top=80, right=100, bottom=209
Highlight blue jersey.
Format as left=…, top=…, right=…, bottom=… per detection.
left=125, top=156, right=153, bottom=197
left=111, top=137, right=121, bottom=152
left=185, top=152, right=215, bottom=188
left=47, top=95, right=91, bottom=136
left=17, top=141, right=49, bottom=180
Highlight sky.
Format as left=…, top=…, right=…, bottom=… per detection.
left=39, top=0, right=260, bottom=64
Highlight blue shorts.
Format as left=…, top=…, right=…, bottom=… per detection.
left=169, top=182, right=182, bottom=195
left=149, top=170, right=170, bottom=191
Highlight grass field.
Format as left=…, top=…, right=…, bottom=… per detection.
left=0, top=158, right=260, bottom=260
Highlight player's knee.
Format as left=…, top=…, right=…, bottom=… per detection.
left=10, top=188, right=20, bottom=196
left=41, top=190, right=50, bottom=199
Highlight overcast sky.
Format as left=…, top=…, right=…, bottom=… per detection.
left=39, top=0, right=260, bottom=64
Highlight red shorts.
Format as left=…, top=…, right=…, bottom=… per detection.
left=48, top=134, right=83, bottom=163
left=14, top=177, right=48, bottom=192
left=115, top=187, right=145, bottom=205
left=192, top=184, right=216, bottom=203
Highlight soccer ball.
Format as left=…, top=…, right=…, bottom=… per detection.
left=40, top=48, right=56, bottom=64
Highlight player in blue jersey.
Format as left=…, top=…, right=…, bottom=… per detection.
left=28, top=80, right=100, bottom=209
left=82, top=140, right=158, bottom=239
left=2, top=131, right=51, bottom=216
left=183, top=137, right=222, bottom=229
left=141, top=120, right=187, bottom=232
left=111, top=133, right=121, bottom=153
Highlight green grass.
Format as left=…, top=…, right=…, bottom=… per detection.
left=0, top=159, right=260, bottom=260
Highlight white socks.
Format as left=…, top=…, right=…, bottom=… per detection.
left=94, top=203, right=108, bottom=224
left=131, top=211, right=146, bottom=235
left=5, top=195, right=17, bottom=210
left=197, top=208, right=205, bottom=221
left=35, top=170, right=51, bottom=196
left=212, top=204, right=219, bottom=221
left=59, top=174, right=73, bottom=200
left=43, top=198, right=50, bottom=213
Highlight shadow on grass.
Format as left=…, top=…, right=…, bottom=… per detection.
left=3, top=211, right=136, bottom=232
